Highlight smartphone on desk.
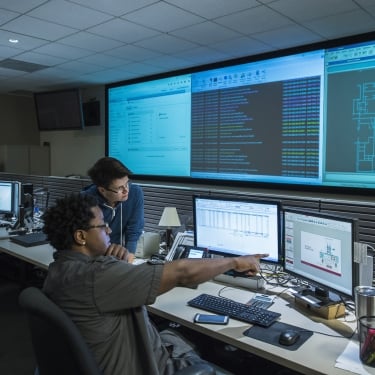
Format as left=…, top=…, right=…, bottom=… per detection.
left=193, top=313, right=229, bottom=325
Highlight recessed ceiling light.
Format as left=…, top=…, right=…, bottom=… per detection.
left=9, top=38, right=19, bottom=43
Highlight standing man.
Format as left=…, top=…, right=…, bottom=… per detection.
left=82, top=157, right=144, bottom=263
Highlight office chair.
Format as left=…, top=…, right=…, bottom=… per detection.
left=19, top=287, right=216, bottom=375
left=18, top=286, right=101, bottom=375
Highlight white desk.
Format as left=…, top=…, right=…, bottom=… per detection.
left=0, top=228, right=54, bottom=270
left=148, top=281, right=375, bottom=375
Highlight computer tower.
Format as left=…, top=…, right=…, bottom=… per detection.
left=22, top=183, right=34, bottom=222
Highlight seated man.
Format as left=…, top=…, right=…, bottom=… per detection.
left=42, top=193, right=267, bottom=375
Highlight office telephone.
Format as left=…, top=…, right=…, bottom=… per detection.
left=166, top=232, right=209, bottom=261
left=172, top=245, right=209, bottom=260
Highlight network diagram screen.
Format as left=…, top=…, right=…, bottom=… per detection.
left=283, top=209, right=355, bottom=297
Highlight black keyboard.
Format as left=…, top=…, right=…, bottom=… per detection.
left=10, top=232, right=48, bottom=247
left=187, top=293, right=281, bottom=327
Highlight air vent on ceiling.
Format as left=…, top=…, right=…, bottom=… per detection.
left=0, top=58, right=49, bottom=73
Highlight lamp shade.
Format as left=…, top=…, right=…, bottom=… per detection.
left=158, top=207, right=181, bottom=227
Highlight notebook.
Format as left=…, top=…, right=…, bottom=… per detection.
left=10, top=232, right=49, bottom=247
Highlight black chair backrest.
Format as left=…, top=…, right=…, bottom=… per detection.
left=18, top=286, right=101, bottom=375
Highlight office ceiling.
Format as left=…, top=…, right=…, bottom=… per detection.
left=0, top=0, right=375, bottom=96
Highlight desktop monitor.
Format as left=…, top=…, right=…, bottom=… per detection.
left=193, top=195, right=281, bottom=264
left=283, top=208, right=357, bottom=299
left=0, top=181, right=21, bottom=219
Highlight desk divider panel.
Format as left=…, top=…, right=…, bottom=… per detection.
left=0, top=172, right=374, bottom=284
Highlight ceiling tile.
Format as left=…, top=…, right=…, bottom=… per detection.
left=215, top=5, right=293, bottom=34
left=211, top=37, right=272, bottom=58
left=174, top=46, right=232, bottom=65
left=68, top=0, right=159, bottom=16
left=28, top=0, right=113, bottom=29
left=253, top=25, right=324, bottom=50
left=268, top=0, right=358, bottom=22
left=59, top=32, right=124, bottom=52
left=305, top=9, right=375, bottom=39
left=83, top=68, right=137, bottom=85
left=0, top=8, right=19, bottom=24
left=12, top=51, right=67, bottom=66
left=77, top=54, right=131, bottom=68
left=135, top=34, right=198, bottom=54
left=57, top=60, right=104, bottom=74
left=122, top=2, right=204, bottom=33
left=104, top=44, right=162, bottom=61
left=2, top=15, right=77, bottom=40
left=33, top=42, right=94, bottom=59
left=0, top=44, right=23, bottom=59
left=164, top=0, right=259, bottom=19
left=171, top=21, right=242, bottom=45
left=0, top=0, right=46, bottom=13
left=87, top=18, right=161, bottom=44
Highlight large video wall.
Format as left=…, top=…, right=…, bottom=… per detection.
left=106, top=32, right=375, bottom=194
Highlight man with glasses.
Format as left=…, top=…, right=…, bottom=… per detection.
left=82, top=157, right=144, bottom=263
left=42, top=193, right=266, bottom=375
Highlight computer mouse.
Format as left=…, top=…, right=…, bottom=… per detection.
left=278, top=330, right=300, bottom=346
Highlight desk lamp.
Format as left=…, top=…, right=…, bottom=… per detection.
left=158, top=207, right=181, bottom=251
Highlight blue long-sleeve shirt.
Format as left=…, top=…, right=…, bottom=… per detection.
left=81, top=183, right=144, bottom=253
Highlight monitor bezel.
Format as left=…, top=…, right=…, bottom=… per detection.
left=282, top=207, right=358, bottom=299
left=192, top=194, right=282, bottom=265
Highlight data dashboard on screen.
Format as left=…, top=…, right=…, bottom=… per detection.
left=283, top=208, right=356, bottom=298
left=106, top=33, right=375, bottom=192
left=193, top=195, right=281, bottom=264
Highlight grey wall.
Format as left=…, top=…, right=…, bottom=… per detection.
left=0, top=86, right=106, bottom=177
left=0, top=94, right=40, bottom=145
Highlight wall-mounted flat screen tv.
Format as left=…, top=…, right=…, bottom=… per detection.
left=34, top=88, right=84, bottom=131
left=106, top=32, right=375, bottom=194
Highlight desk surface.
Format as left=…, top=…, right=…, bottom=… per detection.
left=149, top=281, right=375, bottom=375
left=0, top=228, right=53, bottom=270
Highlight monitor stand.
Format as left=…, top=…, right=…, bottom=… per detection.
left=293, top=287, right=345, bottom=319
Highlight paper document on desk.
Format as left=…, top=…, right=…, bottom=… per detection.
left=335, top=340, right=372, bottom=374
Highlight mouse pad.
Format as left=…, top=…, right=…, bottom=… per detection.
left=243, top=322, right=313, bottom=351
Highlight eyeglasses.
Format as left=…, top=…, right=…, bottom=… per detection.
left=105, top=181, right=130, bottom=194
left=85, top=223, right=110, bottom=231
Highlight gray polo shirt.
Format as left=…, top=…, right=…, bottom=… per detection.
left=43, top=250, right=169, bottom=374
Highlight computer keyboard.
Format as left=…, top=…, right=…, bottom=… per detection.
left=10, top=232, right=49, bottom=247
left=187, top=293, right=281, bottom=327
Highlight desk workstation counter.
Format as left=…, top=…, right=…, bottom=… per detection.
left=0, top=228, right=53, bottom=270
left=148, top=281, right=374, bottom=375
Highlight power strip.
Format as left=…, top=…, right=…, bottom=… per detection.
left=213, top=274, right=265, bottom=290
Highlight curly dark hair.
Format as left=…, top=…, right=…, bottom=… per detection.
left=87, top=157, right=132, bottom=188
left=42, top=193, right=98, bottom=251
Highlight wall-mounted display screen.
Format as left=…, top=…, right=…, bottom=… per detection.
left=106, top=33, right=375, bottom=193
left=34, top=88, right=83, bottom=131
